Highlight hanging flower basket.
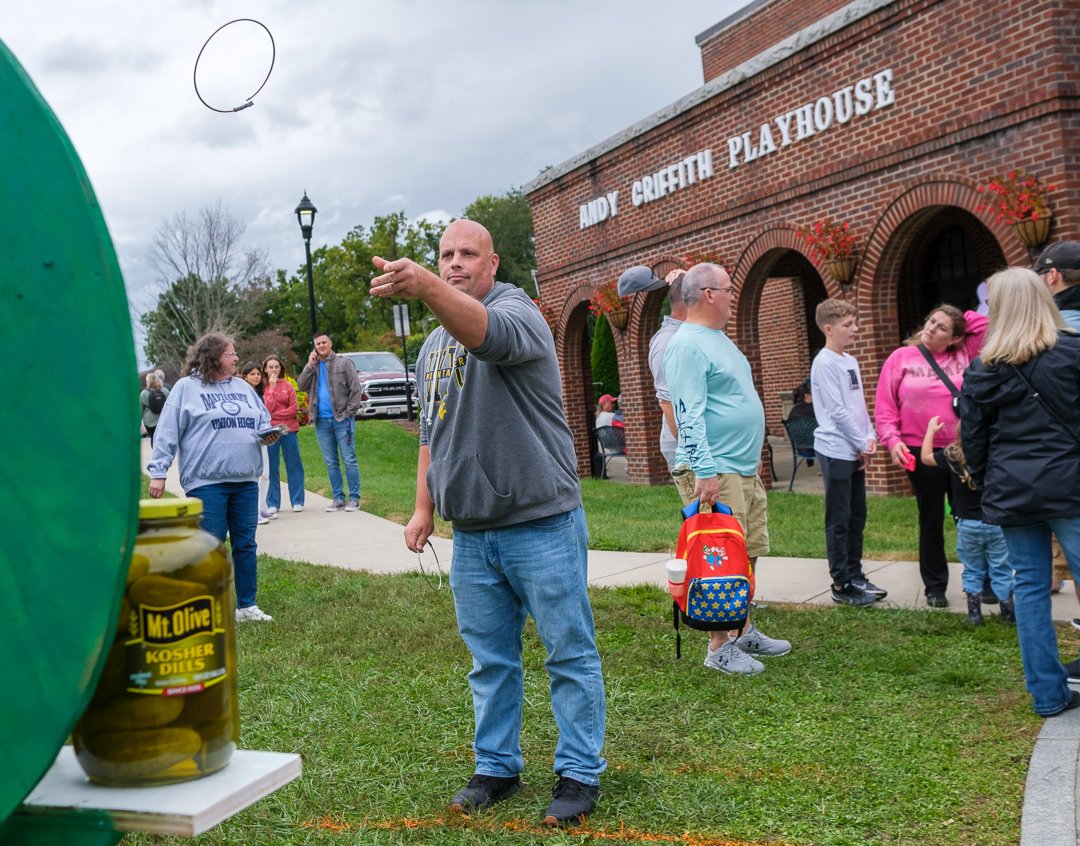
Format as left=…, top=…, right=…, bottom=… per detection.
left=826, top=257, right=857, bottom=286
left=1012, top=216, right=1053, bottom=249
left=977, top=169, right=1055, bottom=249
left=589, top=280, right=630, bottom=332
left=797, top=218, right=858, bottom=262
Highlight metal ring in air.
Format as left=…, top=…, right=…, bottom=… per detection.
left=193, top=18, right=276, bottom=113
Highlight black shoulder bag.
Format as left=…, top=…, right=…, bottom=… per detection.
left=917, top=344, right=961, bottom=417
left=1009, top=363, right=1080, bottom=449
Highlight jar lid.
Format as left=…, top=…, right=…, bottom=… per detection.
left=138, top=497, right=203, bottom=519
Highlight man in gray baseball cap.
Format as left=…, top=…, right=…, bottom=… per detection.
left=1034, top=240, right=1080, bottom=330
left=617, top=265, right=667, bottom=297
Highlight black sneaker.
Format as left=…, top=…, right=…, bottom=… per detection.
left=541, top=776, right=599, bottom=827
left=450, top=774, right=522, bottom=813
left=831, top=582, right=875, bottom=607
left=980, top=586, right=999, bottom=605
left=1064, top=659, right=1080, bottom=683
left=1049, top=690, right=1080, bottom=716
left=926, top=593, right=949, bottom=608
left=851, top=577, right=887, bottom=600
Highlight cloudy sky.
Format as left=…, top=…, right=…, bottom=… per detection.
left=2, top=1, right=746, bottom=357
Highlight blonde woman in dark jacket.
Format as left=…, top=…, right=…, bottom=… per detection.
left=961, top=266, right=1080, bottom=717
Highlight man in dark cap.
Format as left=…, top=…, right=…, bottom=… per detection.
left=1034, top=240, right=1080, bottom=626
left=618, top=266, right=686, bottom=468
left=1035, top=240, right=1080, bottom=331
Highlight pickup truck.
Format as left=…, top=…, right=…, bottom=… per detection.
left=338, top=351, right=418, bottom=419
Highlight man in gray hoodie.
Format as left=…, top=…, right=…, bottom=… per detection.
left=371, top=220, right=605, bottom=828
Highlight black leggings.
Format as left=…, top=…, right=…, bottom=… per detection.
left=906, top=448, right=951, bottom=597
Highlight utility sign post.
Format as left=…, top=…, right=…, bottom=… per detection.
left=393, top=303, right=414, bottom=421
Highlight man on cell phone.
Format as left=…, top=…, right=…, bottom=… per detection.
left=297, top=332, right=362, bottom=512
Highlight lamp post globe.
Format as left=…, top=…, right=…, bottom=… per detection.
left=294, top=192, right=318, bottom=337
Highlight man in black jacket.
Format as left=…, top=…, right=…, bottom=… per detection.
left=1035, top=240, right=1080, bottom=331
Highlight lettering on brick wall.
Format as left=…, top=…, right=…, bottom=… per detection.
left=579, top=191, right=620, bottom=230
left=631, top=149, right=714, bottom=208
left=727, top=68, right=895, bottom=169
left=571, top=68, right=896, bottom=228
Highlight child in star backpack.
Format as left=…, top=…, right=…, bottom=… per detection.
left=921, top=415, right=1014, bottom=624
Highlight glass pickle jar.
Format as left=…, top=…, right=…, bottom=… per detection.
left=73, top=497, right=239, bottom=785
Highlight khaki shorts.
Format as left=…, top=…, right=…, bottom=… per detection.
left=671, top=465, right=770, bottom=559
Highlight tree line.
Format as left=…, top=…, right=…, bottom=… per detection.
left=141, top=190, right=537, bottom=376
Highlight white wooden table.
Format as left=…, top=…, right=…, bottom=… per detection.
left=14, top=747, right=301, bottom=836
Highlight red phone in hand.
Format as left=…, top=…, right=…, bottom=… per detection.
left=901, top=452, right=916, bottom=472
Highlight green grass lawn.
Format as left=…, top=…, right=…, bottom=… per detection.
left=294, top=420, right=955, bottom=560
left=125, top=558, right=1060, bottom=846
left=125, top=424, right=1069, bottom=846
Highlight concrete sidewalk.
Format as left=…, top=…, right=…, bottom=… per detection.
left=144, top=439, right=1080, bottom=845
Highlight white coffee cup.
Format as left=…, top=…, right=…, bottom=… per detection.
left=666, top=558, right=688, bottom=597
left=666, top=558, right=687, bottom=583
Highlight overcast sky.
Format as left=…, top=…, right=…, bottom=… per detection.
left=2, top=1, right=746, bottom=358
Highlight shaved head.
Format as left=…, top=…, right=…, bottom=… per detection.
left=439, top=219, right=500, bottom=301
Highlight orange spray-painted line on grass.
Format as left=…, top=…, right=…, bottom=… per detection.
left=302, top=814, right=788, bottom=845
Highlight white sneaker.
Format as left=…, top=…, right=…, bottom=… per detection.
left=292, top=504, right=304, bottom=512
left=704, top=640, right=764, bottom=675
left=236, top=605, right=273, bottom=622
left=266, top=507, right=278, bottom=517
left=257, top=513, right=270, bottom=525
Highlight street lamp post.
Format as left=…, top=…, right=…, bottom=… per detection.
left=294, top=192, right=318, bottom=337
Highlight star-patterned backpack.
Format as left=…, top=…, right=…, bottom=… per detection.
left=671, top=501, right=755, bottom=658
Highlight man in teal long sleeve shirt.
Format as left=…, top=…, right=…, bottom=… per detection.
left=664, top=262, right=791, bottom=676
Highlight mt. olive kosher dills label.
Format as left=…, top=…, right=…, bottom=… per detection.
left=127, top=594, right=228, bottom=696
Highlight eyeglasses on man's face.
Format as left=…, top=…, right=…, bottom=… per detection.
left=702, top=286, right=736, bottom=295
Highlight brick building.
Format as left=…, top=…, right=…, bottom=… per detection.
left=524, top=0, right=1079, bottom=493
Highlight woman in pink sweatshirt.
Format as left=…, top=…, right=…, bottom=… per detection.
left=874, top=305, right=987, bottom=607
left=262, top=355, right=306, bottom=513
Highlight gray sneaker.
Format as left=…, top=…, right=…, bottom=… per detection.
left=345, top=499, right=360, bottom=512
left=851, top=577, right=887, bottom=600
left=734, top=624, right=791, bottom=657
left=704, top=640, right=764, bottom=675
left=326, top=499, right=345, bottom=512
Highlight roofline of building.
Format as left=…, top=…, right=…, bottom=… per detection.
left=523, top=0, right=896, bottom=196
left=694, top=0, right=777, bottom=47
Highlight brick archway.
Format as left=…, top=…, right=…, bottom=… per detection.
left=557, top=285, right=601, bottom=478
left=861, top=178, right=1017, bottom=370
left=860, top=178, right=1013, bottom=492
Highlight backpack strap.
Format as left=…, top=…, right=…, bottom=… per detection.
left=673, top=599, right=681, bottom=659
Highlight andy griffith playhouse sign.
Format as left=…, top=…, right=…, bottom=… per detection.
left=577, top=68, right=896, bottom=230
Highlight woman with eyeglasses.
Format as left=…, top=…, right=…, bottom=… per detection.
left=147, top=333, right=278, bottom=623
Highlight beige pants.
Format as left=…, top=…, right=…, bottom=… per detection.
left=671, top=464, right=770, bottom=559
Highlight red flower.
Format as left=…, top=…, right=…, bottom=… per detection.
left=588, top=280, right=628, bottom=318
left=798, top=218, right=858, bottom=261
left=976, top=169, right=1054, bottom=224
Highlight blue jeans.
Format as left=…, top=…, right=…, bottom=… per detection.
left=189, top=481, right=259, bottom=609
left=957, top=518, right=1013, bottom=599
left=266, top=430, right=305, bottom=509
left=314, top=417, right=360, bottom=501
left=819, top=454, right=867, bottom=587
left=1001, top=518, right=1080, bottom=715
left=449, top=506, right=607, bottom=785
